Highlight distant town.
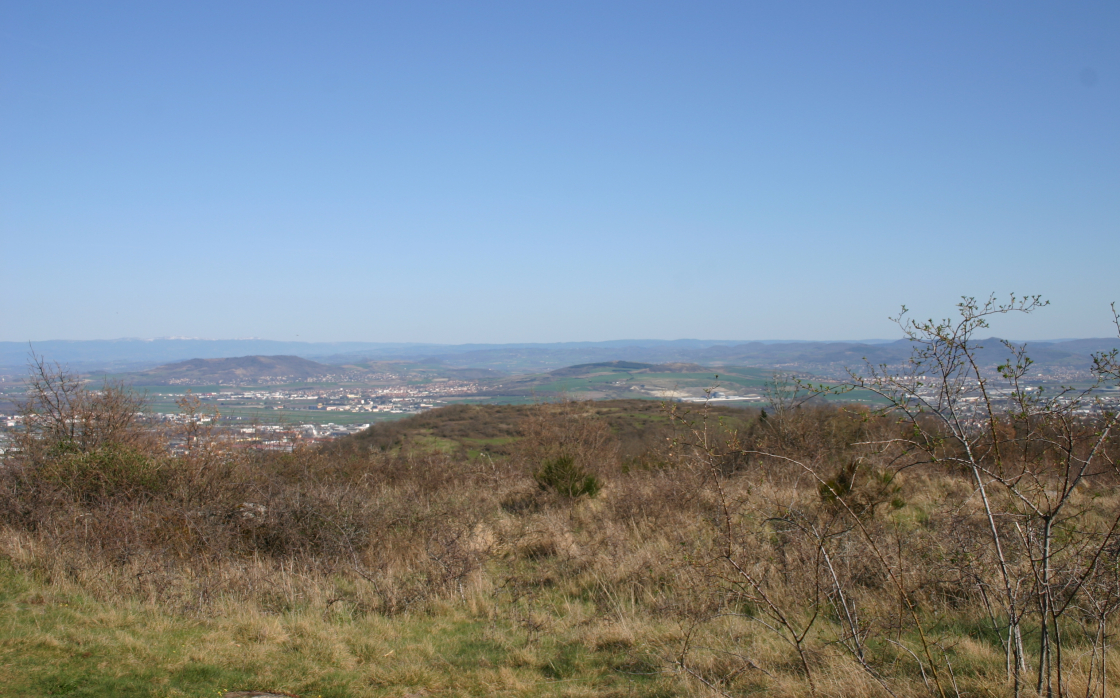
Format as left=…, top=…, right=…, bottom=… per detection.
left=192, top=379, right=484, bottom=413
left=3, top=334, right=1119, bottom=457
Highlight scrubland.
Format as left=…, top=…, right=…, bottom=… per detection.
left=3, top=374, right=1119, bottom=698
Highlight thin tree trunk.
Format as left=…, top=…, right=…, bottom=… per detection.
left=1038, top=517, right=1054, bottom=698
left=970, top=463, right=1025, bottom=695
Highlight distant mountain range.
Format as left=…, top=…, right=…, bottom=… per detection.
left=361, top=339, right=1120, bottom=376
left=2, top=337, right=1118, bottom=378
left=0, top=338, right=837, bottom=372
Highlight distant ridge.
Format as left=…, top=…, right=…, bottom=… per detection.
left=136, top=355, right=333, bottom=385
left=0, top=339, right=432, bottom=370
left=548, top=361, right=709, bottom=377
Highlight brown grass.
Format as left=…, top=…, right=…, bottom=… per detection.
left=2, top=397, right=1119, bottom=696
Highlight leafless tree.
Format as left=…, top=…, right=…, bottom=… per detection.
left=846, top=296, right=1120, bottom=698
left=14, top=352, right=152, bottom=463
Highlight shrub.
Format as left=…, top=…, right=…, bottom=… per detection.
left=36, top=443, right=167, bottom=504
left=533, top=454, right=601, bottom=498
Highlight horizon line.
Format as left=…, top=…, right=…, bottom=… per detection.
left=2, top=336, right=1111, bottom=346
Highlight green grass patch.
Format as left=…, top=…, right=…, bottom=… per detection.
left=0, top=561, right=676, bottom=698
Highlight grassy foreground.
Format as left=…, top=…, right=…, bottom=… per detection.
left=0, top=558, right=679, bottom=698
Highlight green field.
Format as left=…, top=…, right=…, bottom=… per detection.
left=513, top=365, right=772, bottom=396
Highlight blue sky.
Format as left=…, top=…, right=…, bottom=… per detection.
left=2, top=2, right=1117, bottom=343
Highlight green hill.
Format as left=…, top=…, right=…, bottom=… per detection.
left=134, top=354, right=333, bottom=385
left=477, top=362, right=772, bottom=400
left=338, top=399, right=755, bottom=458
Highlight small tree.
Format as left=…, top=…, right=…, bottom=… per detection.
left=3, top=354, right=165, bottom=508
left=848, top=295, right=1120, bottom=698
left=14, top=353, right=153, bottom=464
left=671, top=296, right=1120, bottom=698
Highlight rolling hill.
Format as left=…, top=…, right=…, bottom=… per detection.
left=134, top=355, right=334, bottom=385
left=335, top=398, right=755, bottom=458
left=472, top=361, right=773, bottom=401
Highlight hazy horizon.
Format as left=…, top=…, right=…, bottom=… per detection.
left=8, top=335, right=1119, bottom=346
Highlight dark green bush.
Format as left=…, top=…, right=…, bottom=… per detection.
left=37, top=443, right=167, bottom=504
left=533, top=454, right=601, bottom=498
left=818, top=461, right=900, bottom=517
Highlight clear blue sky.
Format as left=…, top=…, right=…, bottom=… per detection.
left=2, top=2, right=1117, bottom=343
